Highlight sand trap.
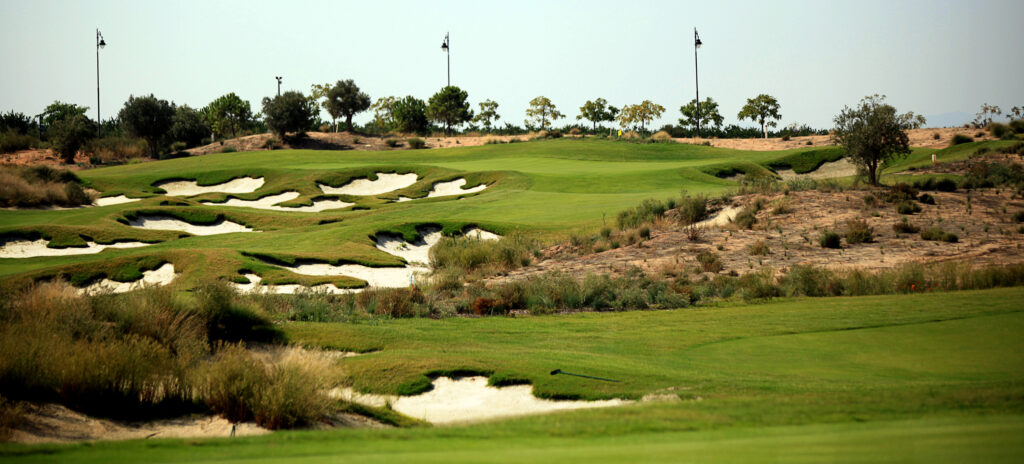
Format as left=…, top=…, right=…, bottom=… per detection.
left=128, top=215, right=255, bottom=235
left=231, top=272, right=358, bottom=295
left=695, top=205, right=742, bottom=228
left=463, top=227, right=501, bottom=241
left=79, top=263, right=176, bottom=295
left=0, top=239, right=150, bottom=259
left=333, top=376, right=629, bottom=425
left=94, top=195, right=141, bottom=207
left=319, top=173, right=419, bottom=196
left=288, top=263, right=430, bottom=288
left=154, top=177, right=265, bottom=196
left=427, top=178, right=487, bottom=198
left=201, top=192, right=354, bottom=212
left=375, top=228, right=443, bottom=266
left=777, top=158, right=857, bottom=181
left=8, top=403, right=267, bottom=444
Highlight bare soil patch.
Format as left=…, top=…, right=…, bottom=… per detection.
left=672, top=127, right=993, bottom=151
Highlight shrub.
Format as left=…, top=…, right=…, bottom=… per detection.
left=83, top=137, right=149, bottom=164
left=638, top=226, right=651, bottom=239
left=920, top=227, right=958, bottom=242
left=198, top=344, right=267, bottom=423
left=617, top=198, right=670, bottom=229
left=917, top=193, right=935, bottom=205
left=896, top=201, right=921, bottom=215
left=950, top=134, right=973, bottom=145
left=892, top=218, right=920, bottom=234
left=936, top=178, right=957, bottom=192
left=738, top=269, right=781, bottom=301
left=49, top=114, right=95, bottom=163
left=748, top=239, right=770, bottom=256
left=262, top=91, right=316, bottom=138
left=407, top=137, right=426, bottom=149
left=781, top=265, right=840, bottom=297
left=385, top=138, right=401, bottom=148
left=263, top=137, right=282, bottom=150
left=676, top=195, right=708, bottom=225
left=252, top=356, right=334, bottom=429
left=0, top=165, right=94, bottom=208
left=1010, top=119, right=1024, bottom=134
left=430, top=232, right=538, bottom=277
left=733, top=203, right=760, bottom=229
left=989, top=122, right=1012, bottom=139
left=696, top=250, right=723, bottom=273
left=781, top=134, right=791, bottom=141
left=975, top=131, right=985, bottom=138
left=819, top=230, right=841, bottom=248
left=844, top=218, right=874, bottom=244
left=932, top=132, right=941, bottom=140
left=652, top=130, right=672, bottom=142
left=1014, top=211, right=1024, bottom=223
left=220, top=145, right=237, bottom=153
left=0, top=130, right=37, bottom=153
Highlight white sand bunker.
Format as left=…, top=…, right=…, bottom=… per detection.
left=695, top=205, right=742, bottom=228
left=94, top=195, right=141, bottom=207
left=128, top=215, right=255, bottom=235
left=396, top=178, right=487, bottom=202
left=79, top=263, right=176, bottom=295
left=334, top=376, right=629, bottom=425
left=201, top=192, right=354, bottom=212
left=232, top=272, right=358, bottom=295
left=155, top=177, right=265, bottom=196
left=375, top=228, right=443, bottom=266
left=319, top=173, right=419, bottom=196
left=288, top=262, right=430, bottom=288
left=0, top=239, right=150, bottom=259
left=463, top=227, right=501, bottom=241
left=777, top=158, right=857, bottom=181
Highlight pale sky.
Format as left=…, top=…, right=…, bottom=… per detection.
left=2, top=0, right=1021, bottom=130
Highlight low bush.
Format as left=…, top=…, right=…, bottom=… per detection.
left=617, top=198, right=671, bottom=229
left=896, top=201, right=922, bottom=215
left=1013, top=211, right=1024, bottom=223
left=989, top=122, right=1012, bottom=139
left=781, top=265, right=842, bottom=297
left=676, top=195, right=708, bottom=225
left=1009, top=119, right=1024, bottom=134
left=0, top=165, right=94, bottom=208
left=651, top=131, right=672, bottom=142
left=932, top=132, right=941, bottom=140
left=920, top=227, right=959, bottom=243
left=748, top=239, right=770, bottom=256
left=384, top=138, right=401, bottom=148
left=83, top=137, right=149, bottom=164
left=696, top=250, right=723, bottom=273
left=844, top=218, right=874, bottom=244
left=892, top=218, right=920, bottom=234
left=819, top=230, right=841, bottom=248
left=0, top=130, right=37, bottom=153
left=917, top=193, right=935, bottom=205
left=407, top=137, right=426, bottom=149
left=733, top=201, right=762, bottom=229
left=263, top=137, right=282, bottom=150
left=950, top=134, right=973, bottom=145
left=430, top=232, right=538, bottom=278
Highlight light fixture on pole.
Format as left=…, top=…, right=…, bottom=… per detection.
left=96, top=29, right=106, bottom=138
left=440, top=32, right=450, bottom=87
left=275, top=76, right=282, bottom=96
left=694, top=28, right=702, bottom=138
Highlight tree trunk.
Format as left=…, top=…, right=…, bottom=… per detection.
left=868, top=161, right=878, bottom=186
left=345, top=114, right=353, bottom=132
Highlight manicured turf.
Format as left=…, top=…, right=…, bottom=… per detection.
left=3, top=287, right=1022, bottom=463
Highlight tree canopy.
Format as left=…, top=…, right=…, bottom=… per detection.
left=577, top=98, right=618, bottom=131
left=262, top=91, right=317, bottom=139
left=427, top=86, right=473, bottom=135
left=525, top=96, right=563, bottom=131
left=324, top=79, right=371, bottom=132
left=472, top=100, right=501, bottom=131
left=119, top=94, right=175, bottom=155
left=833, top=94, right=926, bottom=186
left=203, top=93, right=253, bottom=139
left=41, top=101, right=89, bottom=128
left=617, top=100, right=665, bottom=134
left=170, top=105, right=210, bottom=148
left=49, top=114, right=94, bottom=163
left=391, top=96, right=429, bottom=134
left=737, top=94, right=782, bottom=138
left=679, top=98, right=724, bottom=132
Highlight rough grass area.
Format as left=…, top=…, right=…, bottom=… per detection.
left=0, top=166, right=94, bottom=208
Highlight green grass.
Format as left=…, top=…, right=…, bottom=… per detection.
left=3, top=287, right=1023, bottom=462
left=0, top=139, right=851, bottom=287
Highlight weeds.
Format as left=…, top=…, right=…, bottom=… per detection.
left=819, top=231, right=841, bottom=248
left=845, top=219, right=874, bottom=244
left=892, top=218, right=920, bottom=234
left=696, top=250, right=724, bottom=273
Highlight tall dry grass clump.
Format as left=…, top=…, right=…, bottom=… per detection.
left=83, top=137, right=149, bottom=164
left=0, top=165, right=94, bottom=208
left=430, top=231, right=538, bottom=278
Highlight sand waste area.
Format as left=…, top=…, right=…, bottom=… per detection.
left=201, top=191, right=353, bottom=212
left=128, top=215, right=255, bottom=235
left=776, top=158, right=857, bottom=181
left=0, top=239, right=150, bottom=259
left=333, top=376, right=630, bottom=425
left=79, top=263, right=177, bottom=295
left=319, top=173, right=419, bottom=196
left=396, top=178, right=487, bottom=201
left=154, top=177, right=265, bottom=196
left=94, top=195, right=142, bottom=207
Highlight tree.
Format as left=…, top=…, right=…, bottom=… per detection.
left=1011, top=106, right=1022, bottom=120
left=118, top=94, right=175, bottom=156
left=203, top=93, right=253, bottom=139
left=41, top=101, right=89, bottom=128
left=0, top=111, right=33, bottom=135
left=427, top=86, right=473, bottom=135
left=617, top=100, right=665, bottom=134
left=833, top=94, right=926, bottom=186
left=49, top=114, right=94, bottom=163
left=262, top=91, right=317, bottom=139
left=525, top=96, right=564, bottom=131
left=170, top=105, right=210, bottom=148
left=737, top=94, right=782, bottom=138
left=391, top=96, right=429, bottom=134
left=324, top=79, right=371, bottom=132
left=974, top=103, right=1002, bottom=127
left=679, top=98, right=724, bottom=132
left=370, top=96, right=397, bottom=132
left=577, top=98, right=618, bottom=131
left=472, top=99, right=501, bottom=131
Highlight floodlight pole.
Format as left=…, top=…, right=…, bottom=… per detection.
left=275, top=76, right=282, bottom=96
left=694, top=28, right=701, bottom=139
left=96, top=29, right=105, bottom=138
left=441, top=32, right=450, bottom=87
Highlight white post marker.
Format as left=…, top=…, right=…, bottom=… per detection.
left=932, top=153, right=937, bottom=165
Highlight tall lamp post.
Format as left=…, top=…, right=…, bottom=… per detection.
left=96, top=29, right=106, bottom=138
left=275, top=76, right=282, bottom=96
left=440, top=32, right=450, bottom=87
left=694, top=28, right=702, bottom=138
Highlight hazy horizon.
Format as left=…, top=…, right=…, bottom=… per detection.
left=2, top=0, right=1021, bottom=131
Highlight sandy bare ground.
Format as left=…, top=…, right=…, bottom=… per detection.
left=672, top=127, right=993, bottom=151
left=492, top=187, right=1024, bottom=285
left=332, top=376, right=630, bottom=425
left=777, top=158, right=858, bottom=181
